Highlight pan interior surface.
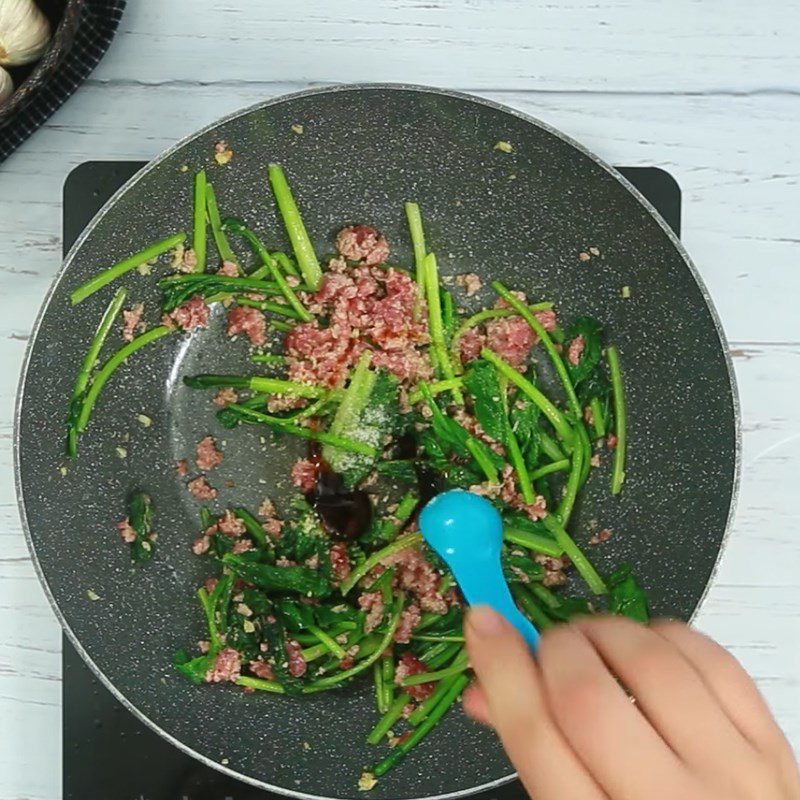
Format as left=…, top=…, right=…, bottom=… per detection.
left=16, top=86, right=737, bottom=800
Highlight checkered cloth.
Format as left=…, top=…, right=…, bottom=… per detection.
left=0, top=0, right=126, bottom=161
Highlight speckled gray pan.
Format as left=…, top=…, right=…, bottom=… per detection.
left=15, top=85, right=739, bottom=800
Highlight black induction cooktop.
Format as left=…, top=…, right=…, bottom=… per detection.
left=61, top=160, right=680, bottom=800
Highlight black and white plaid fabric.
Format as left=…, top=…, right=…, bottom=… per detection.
left=0, top=0, right=126, bottom=161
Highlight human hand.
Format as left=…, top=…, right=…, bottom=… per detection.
left=464, top=608, right=800, bottom=800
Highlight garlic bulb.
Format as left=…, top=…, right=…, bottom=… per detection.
left=0, top=0, right=51, bottom=67
left=0, top=65, right=13, bottom=104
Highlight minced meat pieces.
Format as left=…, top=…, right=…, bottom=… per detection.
left=217, top=509, right=246, bottom=537
left=195, top=435, right=223, bottom=471
left=212, top=387, right=239, bottom=407
left=567, top=335, right=586, bottom=366
left=205, top=648, right=241, bottom=683
left=187, top=475, right=217, bottom=500
left=291, top=458, right=317, bottom=493
left=169, top=296, right=209, bottom=332
left=393, top=604, right=422, bottom=644
left=121, top=303, right=145, bottom=342
left=226, top=305, right=266, bottom=346
left=335, top=225, right=389, bottom=265
left=285, top=639, right=307, bottom=677
left=394, top=652, right=434, bottom=701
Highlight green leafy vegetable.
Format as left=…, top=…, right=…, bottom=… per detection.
left=563, top=316, right=603, bottom=386
left=126, top=490, right=155, bottom=563
left=607, top=564, right=648, bottom=622
left=222, top=553, right=331, bottom=597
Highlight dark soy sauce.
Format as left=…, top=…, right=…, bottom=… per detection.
left=305, top=443, right=372, bottom=541
left=306, top=436, right=443, bottom=541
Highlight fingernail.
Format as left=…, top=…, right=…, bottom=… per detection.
left=468, top=606, right=506, bottom=637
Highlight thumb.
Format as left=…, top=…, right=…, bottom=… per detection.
left=465, top=606, right=606, bottom=800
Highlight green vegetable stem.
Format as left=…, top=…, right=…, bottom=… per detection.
left=267, top=163, right=322, bottom=290
left=70, top=233, right=186, bottom=305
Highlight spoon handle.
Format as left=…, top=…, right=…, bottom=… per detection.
left=457, top=561, right=540, bottom=651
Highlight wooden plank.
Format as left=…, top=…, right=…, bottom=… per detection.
left=92, top=0, right=800, bottom=92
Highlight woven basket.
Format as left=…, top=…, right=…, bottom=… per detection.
left=0, top=0, right=85, bottom=125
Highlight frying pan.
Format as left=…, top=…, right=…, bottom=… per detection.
left=15, top=85, right=739, bottom=800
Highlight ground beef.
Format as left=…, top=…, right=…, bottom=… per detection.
left=266, top=394, right=307, bottom=413
left=218, top=509, right=246, bottom=537
left=459, top=327, right=485, bottom=363
left=204, top=577, right=219, bottom=595
left=212, top=387, right=239, bottom=407
left=249, top=659, right=276, bottom=680
left=187, top=475, right=217, bottom=500
left=195, top=435, right=223, bottom=471
left=263, top=518, right=283, bottom=538
left=456, top=272, right=482, bottom=296
left=394, top=604, right=422, bottom=644
left=383, top=546, right=447, bottom=614
left=226, top=305, right=266, bottom=346
left=285, top=639, right=307, bottom=678
left=217, top=260, right=239, bottom=277
left=169, top=295, right=210, bottom=332
left=232, top=539, right=253, bottom=554
left=205, top=648, right=241, bottom=683
left=329, top=543, right=351, bottom=581
left=607, top=434, right=618, bottom=449
left=285, top=266, right=429, bottom=389
left=192, top=535, right=210, bottom=554
left=589, top=453, right=601, bottom=468
left=116, top=519, right=136, bottom=543
left=485, top=315, right=536, bottom=369
left=394, top=653, right=434, bottom=701
left=121, top=303, right=145, bottom=342
left=291, top=458, right=317, bottom=493
left=589, top=528, right=612, bottom=545
left=175, top=458, right=189, bottom=476
left=535, top=553, right=571, bottom=587
left=358, top=591, right=385, bottom=633
left=471, top=465, right=547, bottom=521
left=335, top=225, right=389, bottom=265
left=258, top=499, right=276, bottom=518
left=452, top=408, right=503, bottom=454
left=339, top=655, right=355, bottom=670
left=567, top=335, right=586, bottom=366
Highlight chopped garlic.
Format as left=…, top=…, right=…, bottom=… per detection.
left=115, top=446, right=127, bottom=459
left=136, top=413, right=152, bottom=427
left=358, top=772, right=378, bottom=792
left=493, top=140, right=513, bottom=153
left=291, top=123, right=304, bottom=134
left=621, top=285, right=631, bottom=298
left=86, top=589, right=101, bottom=601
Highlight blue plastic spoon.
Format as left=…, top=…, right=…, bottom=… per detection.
left=419, top=489, right=540, bottom=651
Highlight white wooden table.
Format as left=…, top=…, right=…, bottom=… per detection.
left=1, top=2, right=798, bottom=798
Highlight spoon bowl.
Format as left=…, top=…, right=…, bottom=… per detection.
left=419, top=489, right=540, bottom=650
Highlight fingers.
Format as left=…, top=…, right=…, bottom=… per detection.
left=462, top=682, right=491, bottom=726
left=537, top=623, right=696, bottom=800
left=651, top=621, right=785, bottom=750
left=652, top=620, right=800, bottom=797
left=575, top=616, right=756, bottom=781
left=466, top=606, right=607, bottom=800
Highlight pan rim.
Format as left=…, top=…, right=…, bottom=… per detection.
left=13, top=82, right=742, bottom=800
